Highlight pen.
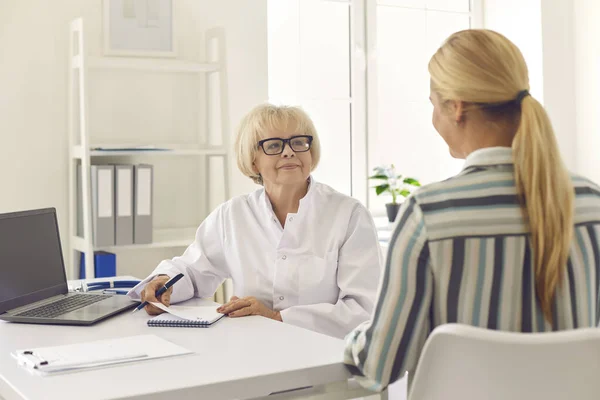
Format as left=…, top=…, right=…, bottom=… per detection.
left=132, top=273, right=185, bottom=313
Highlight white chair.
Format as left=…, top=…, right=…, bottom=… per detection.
left=408, top=323, right=600, bottom=400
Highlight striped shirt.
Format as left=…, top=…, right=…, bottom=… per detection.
left=344, top=147, right=600, bottom=391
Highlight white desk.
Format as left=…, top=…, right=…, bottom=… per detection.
left=0, top=289, right=382, bottom=400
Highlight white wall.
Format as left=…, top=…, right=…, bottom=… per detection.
left=574, top=0, right=600, bottom=184
left=0, top=0, right=267, bottom=279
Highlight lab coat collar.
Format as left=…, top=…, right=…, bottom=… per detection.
left=298, top=175, right=315, bottom=209
left=260, top=176, right=314, bottom=223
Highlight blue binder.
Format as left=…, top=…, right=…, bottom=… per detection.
left=79, top=251, right=116, bottom=279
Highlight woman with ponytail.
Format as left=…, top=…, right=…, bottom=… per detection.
left=344, top=29, right=600, bottom=391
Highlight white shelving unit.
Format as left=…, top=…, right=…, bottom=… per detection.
left=71, top=146, right=228, bottom=158
left=86, top=57, right=221, bottom=73
left=68, top=18, right=230, bottom=279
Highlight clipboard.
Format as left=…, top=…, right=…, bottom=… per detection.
left=12, top=334, right=191, bottom=375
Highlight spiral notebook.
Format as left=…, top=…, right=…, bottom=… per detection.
left=148, top=302, right=225, bottom=328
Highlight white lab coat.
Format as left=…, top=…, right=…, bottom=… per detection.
left=129, top=178, right=382, bottom=338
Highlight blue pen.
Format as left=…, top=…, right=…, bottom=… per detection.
left=132, top=273, right=185, bottom=313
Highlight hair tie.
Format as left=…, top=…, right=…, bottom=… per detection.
left=515, top=90, right=530, bottom=104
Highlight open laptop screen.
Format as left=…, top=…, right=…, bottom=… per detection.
left=0, top=208, right=68, bottom=313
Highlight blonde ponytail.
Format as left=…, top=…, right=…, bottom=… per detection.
left=429, top=29, right=574, bottom=324
left=513, top=95, right=574, bottom=322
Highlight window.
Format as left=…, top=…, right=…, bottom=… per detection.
left=267, top=0, right=482, bottom=209
left=267, top=0, right=353, bottom=196
left=367, top=0, right=481, bottom=210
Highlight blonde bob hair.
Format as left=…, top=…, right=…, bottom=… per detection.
left=429, top=29, right=574, bottom=324
left=235, top=104, right=321, bottom=185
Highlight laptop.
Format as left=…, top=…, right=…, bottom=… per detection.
left=0, top=208, right=138, bottom=325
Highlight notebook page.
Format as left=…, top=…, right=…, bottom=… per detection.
left=149, top=302, right=224, bottom=323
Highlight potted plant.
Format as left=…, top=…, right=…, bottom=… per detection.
left=369, top=164, right=421, bottom=222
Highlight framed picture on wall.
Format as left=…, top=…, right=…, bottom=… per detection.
left=103, top=0, right=176, bottom=57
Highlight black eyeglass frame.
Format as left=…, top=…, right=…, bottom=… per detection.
left=257, top=135, right=314, bottom=155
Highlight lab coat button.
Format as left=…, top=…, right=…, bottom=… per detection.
left=279, top=296, right=284, bottom=301
left=282, top=255, right=287, bottom=260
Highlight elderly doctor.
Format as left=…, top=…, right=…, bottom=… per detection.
left=128, top=104, right=382, bottom=338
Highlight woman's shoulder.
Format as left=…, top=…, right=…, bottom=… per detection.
left=312, top=181, right=365, bottom=210
left=224, top=189, right=264, bottom=211
left=410, top=169, right=518, bottom=207
left=572, top=173, right=600, bottom=195
left=208, top=188, right=265, bottom=218
left=571, top=174, right=600, bottom=223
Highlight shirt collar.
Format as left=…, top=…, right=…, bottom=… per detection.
left=462, top=147, right=514, bottom=171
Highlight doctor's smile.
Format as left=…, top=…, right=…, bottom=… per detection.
left=279, top=164, right=300, bottom=170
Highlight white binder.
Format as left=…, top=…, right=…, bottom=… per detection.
left=91, top=165, right=115, bottom=246
left=115, top=165, right=134, bottom=245
left=76, top=164, right=83, bottom=237
left=133, top=164, right=153, bottom=244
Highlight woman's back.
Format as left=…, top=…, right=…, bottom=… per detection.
left=342, top=148, right=600, bottom=392
left=344, top=29, right=599, bottom=392
left=418, top=147, right=600, bottom=332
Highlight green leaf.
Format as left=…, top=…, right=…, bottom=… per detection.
left=368, top=174, right=388, bottom=180
left=399, top=189, right=411, bottom=197
left=403, top=177, right=420, bottom=186
left=375, top=184, right=389, bottom=196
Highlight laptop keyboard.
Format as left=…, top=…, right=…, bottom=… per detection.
left=15, top=294, right=110, bottom=318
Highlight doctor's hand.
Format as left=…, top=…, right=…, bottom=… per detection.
left=217, top=296, right=282, bottom=322
left=140, top=275, right=172, bottom=316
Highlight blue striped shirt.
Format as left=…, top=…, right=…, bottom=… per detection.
left=344, top=147, right=600, bottom=391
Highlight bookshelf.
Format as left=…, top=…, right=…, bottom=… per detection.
left=67, top=18, right=230, bottom=279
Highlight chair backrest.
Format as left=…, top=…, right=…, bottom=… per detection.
left=409, top=324, right=600, bottom=400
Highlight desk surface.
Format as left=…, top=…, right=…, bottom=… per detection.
left=0, top=297, right=352, bottom=400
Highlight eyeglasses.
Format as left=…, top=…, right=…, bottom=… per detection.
left=257, top=135, right=313, bottom=156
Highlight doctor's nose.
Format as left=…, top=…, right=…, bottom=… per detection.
left=281, top=144, right=296, bottom=158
